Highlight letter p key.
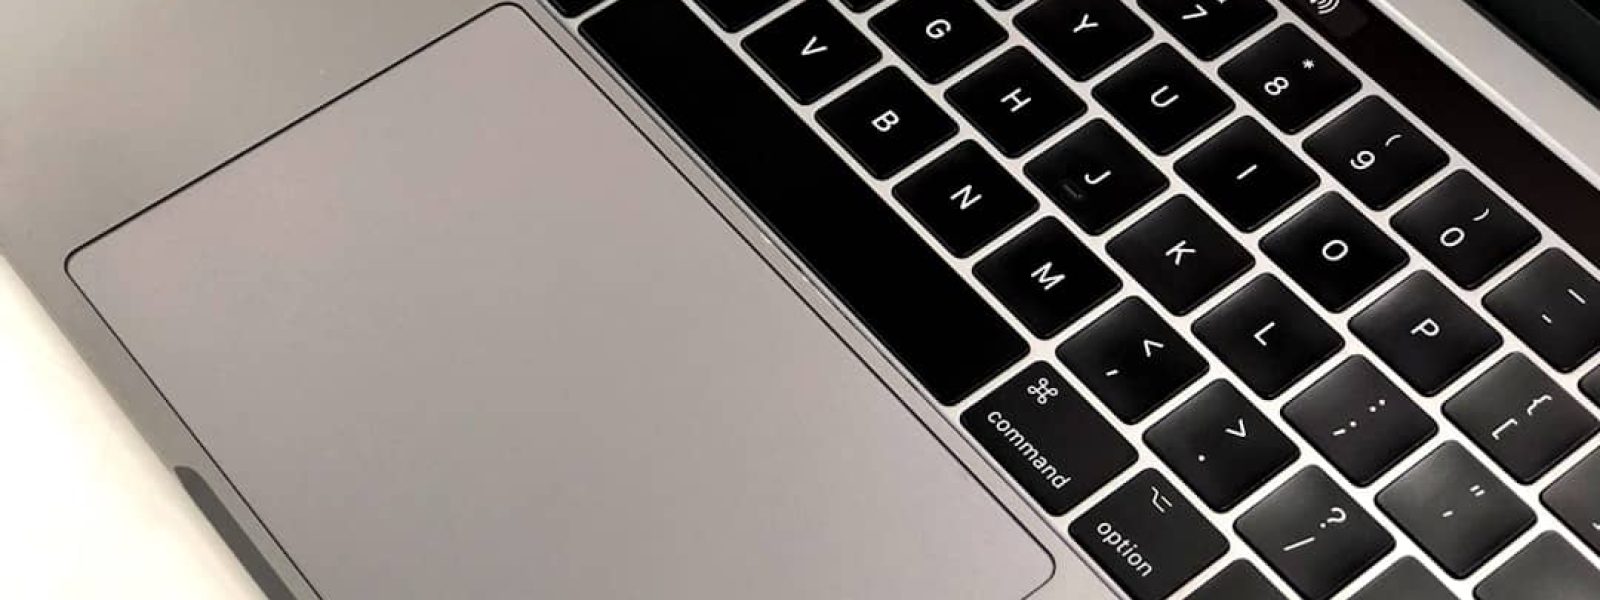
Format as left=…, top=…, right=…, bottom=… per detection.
left=1411, top=318, right=1441, bottom=338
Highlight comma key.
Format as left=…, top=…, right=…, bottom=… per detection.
left=961, top=363, right=1136, bottom=516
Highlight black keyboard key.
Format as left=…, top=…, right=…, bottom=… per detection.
left=987, top=0, right=1024, bottom=7
left=1108, top=195, right=1254, bottom=314
left=1444, top=354, right=1597, bottom=483
left=1222, top=25, right=1360, bottom=134
left=1286, top=357, right=1436, bottom=486
left=1236, top=467, right=1394, bottom=600
left=1140, top=0, right=1275, bottom=60
left=976, top=218, right=1121, bottom=336
left=745, top=0, right=882, bottom=104
left=1351, top=272, right=1501, bottom=395
left=1477, top=532, right=1600, bottom=600
left=585, top=0, right=1026, bottom=403
left=1486, top=250, right=1600, bottom=372
left=1305, top=98, right=1448, bottom=210
left=548, top=0, right=603, bottom=17
left=871, top=0, right=1006, bottom=83
left=1263, top=193, right=1408, bottom=311
left=1069, top=470, right=1229, bottom=600
left=1195, top=275, right=1344, bottom=399
left=1017, top=0, right=1153, bottom=81
left=1146, top=381, right=1299, bottom=510
left=894, top=141, right=1037, bottom=257
left=1394, top=172, right=1540, bottom=289
left=1543, top=449, right=1600, bottom=555
left=693, top=0, right=786, bottom=31
left=1190, top=561, right=1286, bottom=600
left=840, top=0, right=884, bottom=11
left=1025, top=120, right=1168, bottom=234
left=1586, top=367, right=1600, bottom=401
left=947, top=48, right=1086, bottom=157
left=818, top=68, right=958, bottom=178
left=1377, top=442, right=1534, bottom=578
left=962, top=363, right=1136, bottom=514
left=1058, top=298, right=1209, bottom=423
left=1096, top=45, right=1235, bottom=154
left=1178, top=118, right=1320, bottom=231
left=1349, top=557, right=1454, bottom=600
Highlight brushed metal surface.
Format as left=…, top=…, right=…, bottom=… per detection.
left=4, top=0, right=1600, bottom=598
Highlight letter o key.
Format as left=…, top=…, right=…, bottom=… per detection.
left=1321, top=239, right=1350, bottom=263
left=1440, top=227, right=1466, bottom=249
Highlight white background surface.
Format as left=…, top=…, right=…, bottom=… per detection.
left=0, top=258, right=261, bottom=599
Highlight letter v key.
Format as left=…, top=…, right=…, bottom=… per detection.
left=800, top=36, right=828, bottom=57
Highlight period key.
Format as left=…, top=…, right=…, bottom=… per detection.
left=962, top=363, right=1137, bottom=515
left=1146, top=381, right=1299, bottom=510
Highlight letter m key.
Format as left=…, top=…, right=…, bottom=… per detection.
left=1031, top=262, right=1066, bottom=291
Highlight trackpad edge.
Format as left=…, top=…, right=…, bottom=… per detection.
left=67, top=7, right=1053, bottom=599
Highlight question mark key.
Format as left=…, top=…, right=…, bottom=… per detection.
left=1237, top=467, right=1395, bottom=599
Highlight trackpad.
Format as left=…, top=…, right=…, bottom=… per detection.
left=67, top=7, right=1051, bottom=599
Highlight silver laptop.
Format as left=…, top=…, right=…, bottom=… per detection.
left=8, top=0, right=1600, bottom=598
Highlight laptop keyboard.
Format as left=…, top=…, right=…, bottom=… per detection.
left=572, top=0, right=1600, bottom=597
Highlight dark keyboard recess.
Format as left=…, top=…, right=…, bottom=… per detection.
left=583, top=0, right=1027, bottom=403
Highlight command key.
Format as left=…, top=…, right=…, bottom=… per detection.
left=961, top=363, right=1136, bottom=515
